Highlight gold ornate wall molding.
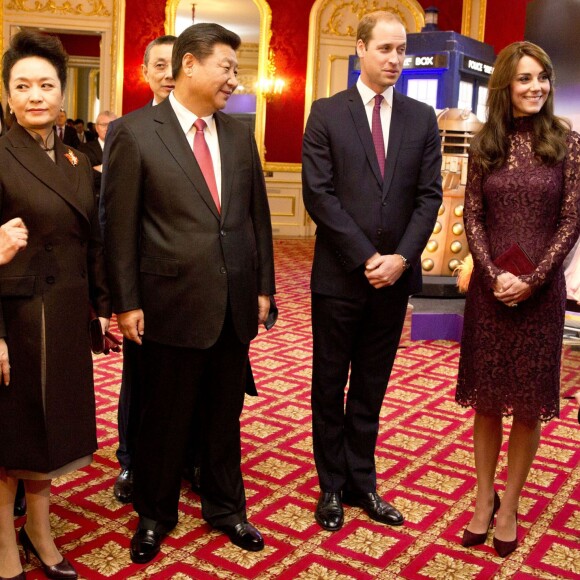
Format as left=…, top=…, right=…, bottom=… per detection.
left=304, top=0, right=425, bottom=123
left=461, top=0, right=487, bottom=42
left=1, top=0, right=124, bottom=114
left=6, top=0, right=110, bottom=16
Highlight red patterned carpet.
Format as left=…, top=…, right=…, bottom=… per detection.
left=16, top=239, right=580, bottom=579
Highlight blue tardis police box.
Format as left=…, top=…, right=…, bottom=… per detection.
left=348, top=31, right=496, bottom=119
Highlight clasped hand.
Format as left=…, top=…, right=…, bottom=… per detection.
left=493, top=272, right=531, bottom=307
left=365, top=253, right=404, bottom=289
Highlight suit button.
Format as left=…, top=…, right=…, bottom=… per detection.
left=220, top=266, right=227, bottom=274
left=382, top=201, right=387, bottom=206
left=46, top=276, right=55, bottom=284
left=377, top=229, right=383, bottom=235
left=220, top=230, right=226, bottom=237
left=45, top=244, right=53, bottom=252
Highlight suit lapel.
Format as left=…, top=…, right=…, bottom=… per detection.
left=7, top=124, right=88, bottom=222
left=383, top=91, right=406, bottom=198
left=215, top=112, right=233, bottom=222
left=153, top=100, right=221, bottom=221
left=346, top=86, right=383, bottom=187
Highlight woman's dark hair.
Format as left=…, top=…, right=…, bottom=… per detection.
left=172, top=23, right=241, bottom=80
left=471, top=41, right=570, bottom=174
left=2, top=29, right=68, bottom=94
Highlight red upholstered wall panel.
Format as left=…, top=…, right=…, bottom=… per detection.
left=122, top=0, right=166, bottom=114
left=58, top=33, right=101, bottom=58
left=484, top=0, right=532, bottom=52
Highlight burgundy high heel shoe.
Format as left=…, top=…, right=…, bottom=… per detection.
left=18, top=527, right=77, bottom=579
left=462, top=490, right=501, bottom=547
left=493, top=514, right=518, bottom=558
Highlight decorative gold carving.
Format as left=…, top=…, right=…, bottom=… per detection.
left=6, top=0, right=110, bottom=17
left=323, top=0, right=410, bottom=35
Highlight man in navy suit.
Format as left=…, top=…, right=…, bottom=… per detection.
left=103, top=23, right=275, bottom=562
left=302, top=11, right=442, bottom=532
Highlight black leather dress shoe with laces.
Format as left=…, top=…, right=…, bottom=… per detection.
left=216, top=521, right=264, bottom=552
left=342, top=491, right=404, bottom=526
left=314, top=492, right=344, bottom=531
left=130, top=528, right=164, bottom=564
left=113, top=469, right=133, bottom=503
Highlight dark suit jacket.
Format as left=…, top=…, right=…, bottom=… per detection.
left=79, top=140, right=103, bottom=194
left=302, top=86, right=442, bottom=299
left=54, top=124, right=81, bottom=149
left=0, top=123, right=110, bottom=471
left=102, top=97, right=275, bottom=349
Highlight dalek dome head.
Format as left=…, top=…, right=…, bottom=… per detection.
left=438, top=108, right=483, bottom=155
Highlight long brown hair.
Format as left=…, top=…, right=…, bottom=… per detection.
left=471, top=41, right=570, bottom=174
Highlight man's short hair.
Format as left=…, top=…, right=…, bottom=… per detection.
left=172, top=23, right=240, bottom=80
left=143, top=35, right=177, bottom=66
left=357, top=11, right=404, bottom=47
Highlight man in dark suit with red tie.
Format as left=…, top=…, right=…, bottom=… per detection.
left=302, top=11, right=442, bottom=532
left=102, top=23, right=275, bottom=562
left=54, top=109, right=79, bottom=148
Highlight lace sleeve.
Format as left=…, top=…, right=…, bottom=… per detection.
left=520, top=131, right=580, bottom=290
left=463, top=155, right=503, bottom=289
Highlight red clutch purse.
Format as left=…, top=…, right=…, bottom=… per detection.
left=493, top=243, right=535, bottom=276
left=89, top=308, right=122, bottom=355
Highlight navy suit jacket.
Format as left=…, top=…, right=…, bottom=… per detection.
left=302, top=86, right=442, bottom=299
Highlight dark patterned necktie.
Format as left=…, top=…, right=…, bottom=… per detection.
left=372, top=94, right=385, bottom=178
left=193, top=118, right=221, bottom=213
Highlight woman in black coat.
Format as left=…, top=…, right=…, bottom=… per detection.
left=0, top=31, right=110, bottom=580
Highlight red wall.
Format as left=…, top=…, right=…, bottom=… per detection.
left=484, top=0, right=532, bottom=53
left=122, top=0, right=166, bottom=113
left=58, top=33, right=101, bottom=58
left=121, top=0, right=529, bottom=162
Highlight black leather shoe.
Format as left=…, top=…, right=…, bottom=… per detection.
left=113, top=469, right=133, bottom=503
left=342, top=491, right=404, bottom=526
left=315, top=492, right=344, bottom=531
left=13, top=480, right=26, bottom=517
left=130, top=528, right=164, bottom=564
left=216, top=521, right=264, bottom=552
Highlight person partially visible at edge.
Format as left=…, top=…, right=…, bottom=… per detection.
left=456, top=41, right=580, bottom=558
left=0, top=30, right=111, bottom=580
left=302, top=10, right=442, bottom=533
left=102, top=22, right=275, bottom=563
left=106, top=34, right=176, bottom=506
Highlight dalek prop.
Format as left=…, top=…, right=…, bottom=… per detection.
left=421, top=108, right=482, bottom=276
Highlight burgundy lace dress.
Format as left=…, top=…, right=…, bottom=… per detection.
left=456, top=117, right=580, bottom=424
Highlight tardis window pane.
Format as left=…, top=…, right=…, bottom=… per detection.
left=458, top=80, right=474, bottom=111
left=407, top=78, right=438, bottom=109
left=477, top=85, right=488, bottom=122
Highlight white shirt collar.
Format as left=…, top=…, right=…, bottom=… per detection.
left=356, top=78, right=394, bottom=108
left=168, top=91, right=216, bottom=136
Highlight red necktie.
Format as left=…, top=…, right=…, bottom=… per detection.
left=58, top=127, right=63, bottom=140
left=372, top=94, right=385, bottom=178
left=193, top=119, right=221, bottom=213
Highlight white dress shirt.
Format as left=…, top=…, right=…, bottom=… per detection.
left=356, top=78, right=394, bottom=157
left=169, top=92, right=222, bottom=202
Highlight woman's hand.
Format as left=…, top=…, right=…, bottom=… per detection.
left=493, top=272, right=532, bottom=307
left=0, top=338, right=10, bottom=386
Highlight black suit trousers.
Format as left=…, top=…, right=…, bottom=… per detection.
left=133, top=312, right=250, bottom=532
left=311, top=288, right=408, bottom=494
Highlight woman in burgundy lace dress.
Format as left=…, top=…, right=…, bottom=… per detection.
left=456, top=41, right=580, bottom=558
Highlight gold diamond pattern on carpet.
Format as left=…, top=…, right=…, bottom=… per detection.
left=26, top=238, right=579, bottom=579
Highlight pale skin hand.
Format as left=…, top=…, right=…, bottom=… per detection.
left=0, top=338, right=10, bottom=386
left=258, top=295, right=270, bottom=325
left=365, top=252, right=405, bottom=288
left=0, top=218, right=28, bottom=265
left=493, top=272, right=532, bottom=306
left=118, top=309, right=144, bottom=345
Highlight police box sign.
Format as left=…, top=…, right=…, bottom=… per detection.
left=403, top=53, right=449, bottom=69
left=463, top=56, right=494, bottom=76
